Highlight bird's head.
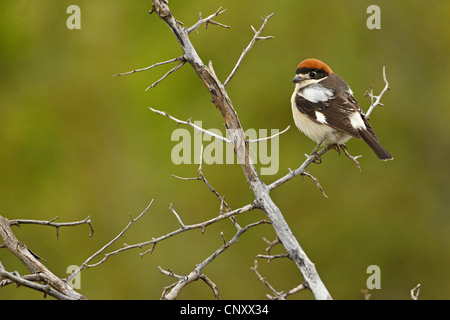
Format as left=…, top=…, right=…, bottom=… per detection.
left=293, top=58, right=333, bottom=84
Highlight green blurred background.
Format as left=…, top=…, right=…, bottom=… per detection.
left=0, top=0, right=449, bottom=300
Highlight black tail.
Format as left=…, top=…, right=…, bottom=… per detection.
left=359, top=129, right=393, bottom=161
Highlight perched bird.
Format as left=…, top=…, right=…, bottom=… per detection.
left=291, top=58, right=392, bottom=160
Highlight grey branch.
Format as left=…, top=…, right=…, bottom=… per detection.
left=66, top=200, right=154, bottom=282
left=145, top=59, right=186, bottom=91
left=160, top=219, right=270, bottom=300
left=149, top=107, right=231, bottom=143
left=365, top=66, right=390, bottom=117
left=149, top=106, right=289, bottom=144
left=0, top=215, right=86, bottom=300
left=70, top=200, right=255, bottom=273
left=0, top=263, right=75, bottom=300
left=187, top=7, right=230, bottom=33
left=114, top=56, right=183, bottom=77
left=251, top=259, right=305, bottom=300
left=410, top=283, right=421, bottom=300
left=10, top=216, right=94, bottom=239
left=224, top=13, right=274, bottom=87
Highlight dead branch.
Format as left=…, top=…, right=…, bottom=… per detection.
left=72, top=200, right=255, bottom=273
left=224, top=13, right=274, bottom=87
left=0, top=263, right=75, bottom=300
left=66, top=200, right=154, bottom=283
left=145, top=59, right=186, bottom=91
left=187, top=7, right=230, bottom=33
left=149, top=106, right=289, bottom=144
left=114, top=56, right=183, bottom=77
left=0, top=215, right=86, bottom=300
left=410, top=283, right=421, bottom=300
left=365, top=66, right=390, bottom=118
left=9, top=216, right=93, bottom=239
left=251, top=260, right=305, bottom=300
left=159, top=219, right=270, bottom=300
left=301, top=171, right=328, bottom=198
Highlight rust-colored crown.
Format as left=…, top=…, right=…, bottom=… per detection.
left=297, top=58, right=333, bottom=75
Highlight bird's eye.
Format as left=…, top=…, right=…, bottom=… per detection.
left=309, top=71, right=316, bottom=78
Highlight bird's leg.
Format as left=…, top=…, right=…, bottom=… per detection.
left=309, top=141, right=323, bottom=164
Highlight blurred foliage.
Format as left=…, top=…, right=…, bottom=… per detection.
left=0, top=0, right=449, bottom=300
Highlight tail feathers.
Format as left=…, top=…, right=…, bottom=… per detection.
left=359, top=129, right=393, bottom=161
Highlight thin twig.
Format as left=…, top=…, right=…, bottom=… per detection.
left=114, top=56, right=183, bottom=77
left=199, top=274, right=220, bottom=300
left=66, top=200, right=154, bottom=283
left=145, top=60, right=186, bottom=91
left=10, top=216, right=94, bottom=239
left=169, top=203, right=186, bottom=229
left=187, top=7, right=229, bottom=34
left=224, top=13, right=274, bottom=87
left=149, top=107, right=231, bottom=143
left=341, top=146, right=362, bottom=172
left=268, top=144, right=335, bottom=191
left=301, top=171, right=328, bottom=199
left=410, top=283, right=421, bottom=300
left=256, top=253, right=288, bottom=261
left=248, top=126, right=290, bottom=143
left=365, top=66, right=390, bottom=117
left=149, top=106, right=289, bottom=144
left=251, top=259, right=305, bottom=300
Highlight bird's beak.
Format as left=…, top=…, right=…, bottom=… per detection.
left=292, top=74, right=305, bottom=83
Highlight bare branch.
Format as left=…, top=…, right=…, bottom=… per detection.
left=149, top=107, right=231, bottom=143
left=80, top=202, right=255, bottom=270
left=224, top=13, right=274, bottom=87
left=251, top=259, right=305, bottom=300
left=199, top=273, right=220, bottom=300
left=150, top=106, right=288, bottom=145
left=0, top=215, right=86, bottom=300
left=187, top=7, right=230, bottom=33
left=365, top=66, right=390, bottom=117
left=114, top=56, right=183, bottom=77
left=160, top=219, right=270, bottom=300
left=360, top=289, right=372, bottom=300
left=248, top=126, right=290, bottom=144
left=256, top=253, right=288, bottom=261
left=145, top=59, right=186, bottom=91
left=66, top=200, right=154, bottom=283
left=0, top=265, right=75, bottom=300
left=341, top=146, right=362, bottom=172
left=10, top=216, right=94, bottom=239
left=410, top=283, right=421, bottom=300
left=268, top=144, right=335, bottom=191
left=301, top=171, right=328, bottom=199
left=169, top=203, right=186, bottom=229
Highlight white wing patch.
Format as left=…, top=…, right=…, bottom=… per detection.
left=349, top=112, right=367, bottom=130
left=298, top=85, right=334, bottom=103
left=314, top=111, right=327, bottom=124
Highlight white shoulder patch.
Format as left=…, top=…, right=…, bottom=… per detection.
left=298, top=85, right=334, bottom=103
